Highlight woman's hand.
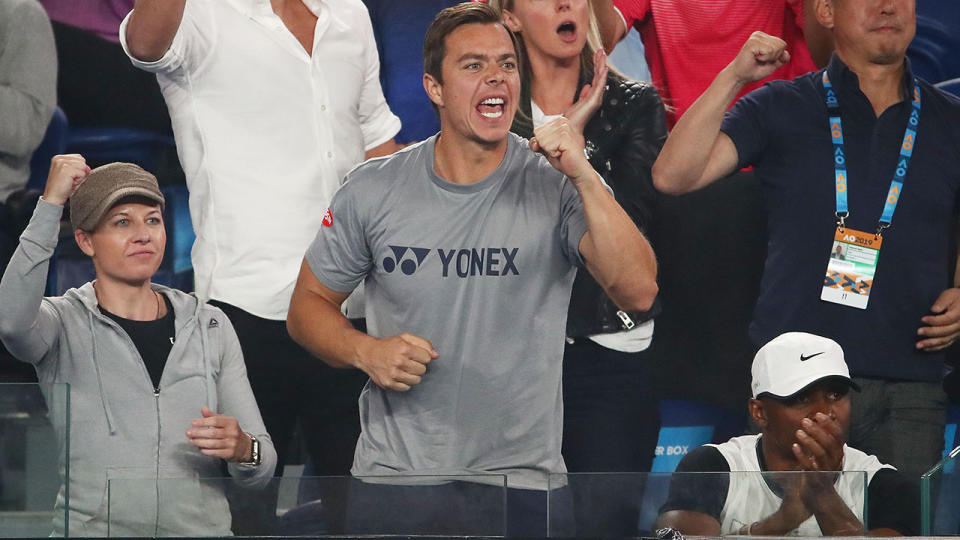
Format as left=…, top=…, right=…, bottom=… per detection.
left=564, top=48, right=610, bottom=143
left=186, top=406, right=253, bottom=462
left=43, top=154, right=91, bottom=206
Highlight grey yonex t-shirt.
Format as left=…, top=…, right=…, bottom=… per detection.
left=305, top=132, right=590, bottom=490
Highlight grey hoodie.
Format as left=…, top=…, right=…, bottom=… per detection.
left=0, top=200, right=277, bottom=536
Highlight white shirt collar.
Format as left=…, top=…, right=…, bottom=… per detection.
left=237, top=0, right=325, bottom=18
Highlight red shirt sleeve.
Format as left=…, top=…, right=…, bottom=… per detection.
left=612, top=0, right=652, bottom=31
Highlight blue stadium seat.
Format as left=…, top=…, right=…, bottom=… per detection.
left=944, top=404, right=959, bottom=461
left=156, top=185, right=195, bottom=291
left=927, top=405, right=960, bottom=534
left=27, top=107, right=68, bottom=191
left=362, top=0, right=459, bottom=143
left=935, top=77, right=960, bottom=98
left=66, top=127, right=175, bottom=173
left=908, top=0, right=960, bottom=83
left=637, top=400, right=746, bottom=531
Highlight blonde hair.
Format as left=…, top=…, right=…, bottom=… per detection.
left=489, top=0, right=607, bottom=81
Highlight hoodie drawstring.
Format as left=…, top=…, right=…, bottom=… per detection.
left=200, top=320, right=214, bottom=410
left=88, top=310, right=118, bottom=434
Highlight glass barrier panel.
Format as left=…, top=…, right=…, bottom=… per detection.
left=921, top=445, right=960, bottom=535
left=549, top=470, right=869, bottom=538
left=0, top=383, right=69, bottom=538
left=107, top=474, right=508, bottom=537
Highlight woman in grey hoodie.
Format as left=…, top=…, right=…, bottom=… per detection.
left=0, top=154, right=277, bottom=536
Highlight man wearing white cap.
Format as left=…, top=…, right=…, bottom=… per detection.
left=654, top=332, right=918, bottom=536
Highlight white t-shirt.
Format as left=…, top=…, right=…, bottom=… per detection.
left=711, top=434, right=892, bottom=536
left=120, top=0, right=400, bottom=319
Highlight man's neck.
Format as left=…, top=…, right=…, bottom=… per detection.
left=759, top=435, right=800, bottom=473
left=270, top=0, right=317, bottom=56
left=528, top=51, right=581, bottom=115
left=837, top=51, right=906, bottom=118
left=433, top=132, right=507, bottom=185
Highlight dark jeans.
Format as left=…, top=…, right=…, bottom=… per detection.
left=561, top=338, right=661, bottom=536
left=562, top=338, right=661, bottom=472
left=210, top=301, right=368, bottom=534
left=849, top=377, right=947, bottom=481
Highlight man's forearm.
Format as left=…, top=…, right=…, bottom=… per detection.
left=125, top=0, right=187, bottom=61
left=652, top=67, right=744, bottom=195
left=590, top=0, right=627, bottom=53
left=288, top=288, right=374, bottom=370
left=576, top=173, right=657, bottom=312
left=365, top=139, right=407, bottom=160
left=810, top=488, right=865, bottom=536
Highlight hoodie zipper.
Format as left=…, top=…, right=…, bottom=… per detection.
left=154, top=388, right=161, bottom=537
left=79, top=288, right=203, bottom=535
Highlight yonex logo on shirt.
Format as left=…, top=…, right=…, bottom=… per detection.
left=383, top=245, right=431, bottom=275
left=438, top=248, right=519, bottom=278
left=381, top=245, right=520, bottom=277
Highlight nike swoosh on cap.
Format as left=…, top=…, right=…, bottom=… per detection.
left=800, top=352, right=825, bottom=361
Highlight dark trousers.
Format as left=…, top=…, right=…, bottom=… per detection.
left=211, top=301, right=368, bottom=534
left=561, top=338, right=661, bottom=536
left=562, top=339, right=661, bottom=472
left=850, top=377, right=947, bottom=481
left=338, top=480, right=572, bottom=537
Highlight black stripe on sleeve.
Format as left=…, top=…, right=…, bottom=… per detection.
left=658, top=446, right=731, bottom=520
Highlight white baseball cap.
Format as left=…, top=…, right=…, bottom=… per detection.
left=751, top=332, right=859, bottom=399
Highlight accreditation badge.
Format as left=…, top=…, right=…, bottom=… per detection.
left=821, top=227, right=882, bottom=309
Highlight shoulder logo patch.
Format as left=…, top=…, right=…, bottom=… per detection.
left=322, top=208, right=333, bottom=227
left=208, top=318, right=219, bottom=328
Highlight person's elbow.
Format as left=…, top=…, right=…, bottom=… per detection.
left=610, top=274, right=658, bottom=313
left=0, top=317, right=18, bottom=346
left=652, top=158, right=691, bottom=195
left=124, top=19, right=171, bottom=62
left=126, top=37, right=168, bottom=63
left=599, top=28, right=622, bottom=55
left=0, top=296, right=27, bottom=343
left=285, top=292, right=309, bottom=350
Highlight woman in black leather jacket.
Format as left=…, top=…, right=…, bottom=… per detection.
left=494, top=0, right=668, bottom=481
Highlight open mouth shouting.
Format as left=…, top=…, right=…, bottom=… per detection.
left=557, top=20, right=577, bottom=43
left=478, top=96, right=506, bottom=119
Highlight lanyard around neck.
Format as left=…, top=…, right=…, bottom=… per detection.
left=822, top=70, right=921, bottom=235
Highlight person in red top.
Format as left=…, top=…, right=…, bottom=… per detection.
left=592, top=0, right=833, bottom=126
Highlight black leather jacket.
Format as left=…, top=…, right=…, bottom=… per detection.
left=512, top=71, right=667, bottom=338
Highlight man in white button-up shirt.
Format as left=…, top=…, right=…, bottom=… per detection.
left=120, top=0, right=403, bottom=530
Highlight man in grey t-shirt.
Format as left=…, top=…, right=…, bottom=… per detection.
left=287, top=0, right=657, bottom=516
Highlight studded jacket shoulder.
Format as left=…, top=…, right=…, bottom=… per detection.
left=512, top=71, right=667, bottom=337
